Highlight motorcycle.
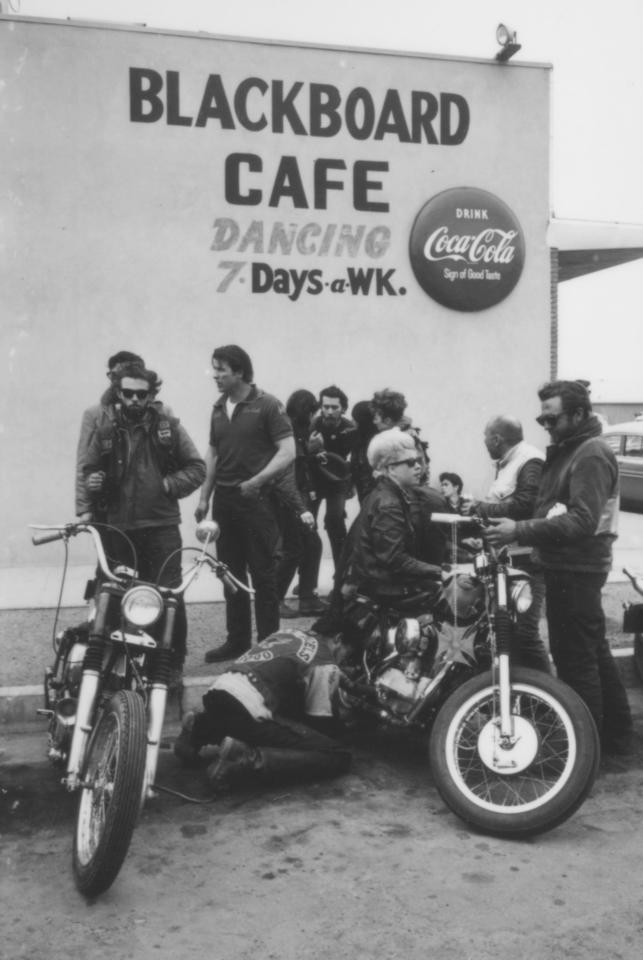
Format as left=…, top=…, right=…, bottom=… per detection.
left=338, top=513, right=600, bottom=838
left=622, top=568, right=643, bottom=683
left=30, top=518, right=252, bottom=897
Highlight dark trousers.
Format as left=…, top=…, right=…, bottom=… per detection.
left=213, top=486, right=280, bottom=650
left=511, top=561, right=551, bottom=673
left=105, top=524, right=187, bottom=665
left=544, top=569, right=632, bottom=742
left=196, top=688, right=351, bottom=782
left=275, top=503, right=323, bottom=600
left=311, top=487, right=348, bottom=572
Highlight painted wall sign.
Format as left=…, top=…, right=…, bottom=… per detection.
left=409, top=187, right=525, bottom=311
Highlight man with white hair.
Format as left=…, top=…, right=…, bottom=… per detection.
left=342, top=427, right=443, bottom=601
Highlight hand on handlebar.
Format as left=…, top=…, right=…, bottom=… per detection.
left=194, top=500, right=210, bottom=523
left=484, top=517, right=517, bottom=548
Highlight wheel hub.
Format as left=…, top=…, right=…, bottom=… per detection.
left=477, top=716, right=539, bottom=774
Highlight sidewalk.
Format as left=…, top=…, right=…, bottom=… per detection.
left=2, top=546, right=642, bottom=612
left=2, top=552, right=642, bottom=732
left=0, top=558, right=337, bottom=610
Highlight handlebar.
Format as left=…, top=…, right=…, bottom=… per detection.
left=30, top=521, right=255, bottom=598
left=32, top=528, right=68, bottom=546
left=31, top=522, right=121, bottom=582
left=623, top=568, right=643, bottom=597
left=431, top=513, right=484, bottom=527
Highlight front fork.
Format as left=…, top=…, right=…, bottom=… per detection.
left=65, top=588, right=113, bottom=790
left=492, top=568, right=515, bottom=741
left=142, top=597, right=177, bottom=800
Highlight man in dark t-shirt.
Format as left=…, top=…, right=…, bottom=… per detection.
left=195, top=345, right=295, bottom=662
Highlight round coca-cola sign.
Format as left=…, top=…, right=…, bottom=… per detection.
left=409, top=187, right=525, bottom=311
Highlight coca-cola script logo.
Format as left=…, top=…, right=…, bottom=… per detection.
left=409, top=187, right=525, bottom=311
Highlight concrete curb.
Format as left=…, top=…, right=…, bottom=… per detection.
left=0, top=674, right=214, bottom=730
left=1, top=648, right=639, bottom=731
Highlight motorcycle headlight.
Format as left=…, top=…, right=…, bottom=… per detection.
left=510, top=579, right=533, bottom=614
left=122, top=585, right=164, bottom=627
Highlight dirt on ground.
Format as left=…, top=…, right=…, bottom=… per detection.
left=2, top=584, right=643, bottom=960
left=2, top=699, right=643, bottom=960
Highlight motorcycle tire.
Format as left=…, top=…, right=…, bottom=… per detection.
left=428, top=667, right=600, bottom=838
left=73, top=690, right=147, bottom=897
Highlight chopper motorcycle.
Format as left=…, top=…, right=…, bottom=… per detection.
left=30, top=518, right=251, bottom=897
left=338, top=513, right=600, bottom=838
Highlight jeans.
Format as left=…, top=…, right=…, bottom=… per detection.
left=196, top=688, right=351, bottom=782
left=213, top=486, right=280, bottom=650
left=105, top=524, right=187, bottom=665
left=511, top=562, right=551, bottom=673
left=544, top=569, right=632, bottom=742
left=275, top=502, right=323, bottom=600
left=311, top=486, right=348, bottom=572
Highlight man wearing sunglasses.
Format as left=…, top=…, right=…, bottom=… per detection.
left=342, top=427, right=443, bottom=605
left=75, top=350, right=144, bottom=523
left=485, top=380, right=633, bottom=758
left=83, top=363, right=205, bottom=674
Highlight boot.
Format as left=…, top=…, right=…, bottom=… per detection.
left=298, top=596, right=329, bottom=616
left=206, top=738, right=262, bottom=791
left=279, top=601, right=300, bottom=620
left=204, top=641, right=247, bottom=663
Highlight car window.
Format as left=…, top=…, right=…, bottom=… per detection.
left=604, top=434, right=623, bottom=454
left=624, top=434, right=643, bottom=457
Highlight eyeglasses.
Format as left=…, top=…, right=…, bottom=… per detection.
left=390, top=457, right=422, bottom=468
left=121, top=388, right=149, bottom=400
left=536, top=412, right=565, bottom=428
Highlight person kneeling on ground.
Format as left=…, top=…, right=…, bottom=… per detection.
left=174, top=628, right=351, bottom=791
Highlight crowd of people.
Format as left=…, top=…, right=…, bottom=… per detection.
left=75, top=348, right=634, bottom=793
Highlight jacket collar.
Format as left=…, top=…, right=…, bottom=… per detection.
left=547, top=414, right=603, bottom=456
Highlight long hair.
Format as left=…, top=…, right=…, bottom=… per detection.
left=115, top=362, right=162, bottom=397
left=286, top=389, right=319, bottom=429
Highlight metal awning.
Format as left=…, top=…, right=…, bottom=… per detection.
left=548, top=219, right=643, bottom=281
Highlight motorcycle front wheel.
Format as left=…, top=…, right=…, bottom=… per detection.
left=73, top=690, right=147, bottom=897
left=428, top=668, right=600, bottom=838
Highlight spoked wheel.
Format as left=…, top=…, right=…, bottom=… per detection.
left=73, top=690, right=147, bottom=897
left=428, top=668, right=600, bottom=838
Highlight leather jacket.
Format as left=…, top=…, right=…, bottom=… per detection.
left=345, top=476, right=442, bottom=597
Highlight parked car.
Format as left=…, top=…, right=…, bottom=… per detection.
left=603, top=420, right=643, bottom=510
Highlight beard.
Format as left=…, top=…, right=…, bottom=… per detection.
left=123, top=403, right=146, bottom=422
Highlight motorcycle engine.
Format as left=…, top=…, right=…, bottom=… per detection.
left=372, top=615, right=440, bottom=716
left=375, top=655, right=435, bottom=718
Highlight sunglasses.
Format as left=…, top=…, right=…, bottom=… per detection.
left=536, top=412, right=565, bottom=428
left=391, top=457, right=422, bottom=468
left=121, top=388, right=150, bottom=400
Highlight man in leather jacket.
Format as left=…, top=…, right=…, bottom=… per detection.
left=174, top=627, right=351, bottom=791
left=343, top=428, right=444, bottom=601
left=84, top=362, right=205, bottom=670
left=486, top=380, right=633, bottom=755
left=309, top=385, right=355, bottom=572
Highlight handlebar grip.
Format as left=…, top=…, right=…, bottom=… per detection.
left=32, top=529, right=65, bottom=545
